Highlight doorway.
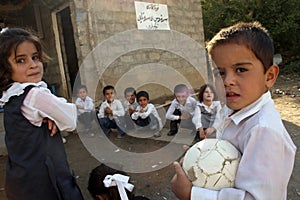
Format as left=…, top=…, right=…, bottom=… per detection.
left=52, top=5, right=80, bottom=99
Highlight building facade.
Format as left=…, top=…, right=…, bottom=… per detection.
left=0, top=0, right=207, bottom=154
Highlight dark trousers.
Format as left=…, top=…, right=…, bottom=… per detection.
left=169, top=109, right=195, bottom=133
left=78, top=111, right=96, bottom=129
left=133, top=114, right=159, bottom=131
left=99, top=116, right=125, bottom=135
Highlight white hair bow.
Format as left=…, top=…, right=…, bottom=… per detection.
left=103, top=174, right=134, bottom=200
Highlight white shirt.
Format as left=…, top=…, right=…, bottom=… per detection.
left=166, top=96, right=202, bottom=129
left=98, top=99, right=125, bottom=119
left=0, top=82, right=77, bottom=132
left=197, top=101, right=221, bottom=113
left=191, top=91, right=296, bottom=200
left=123, top=100, right=138, bottom=112
left=131, top=103, right=163, bottom=130
left=75, top=96, right=94, bottom=115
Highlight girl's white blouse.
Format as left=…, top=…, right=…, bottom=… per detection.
left=0, top=81, right=77, bottom=131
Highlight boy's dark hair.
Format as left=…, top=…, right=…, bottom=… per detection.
left=198, top=83, right=218, bottom=102
left=103, top=85, right=115, bottom=95
left=206, top=21, right=274, bottom=72
left=124, top=87, right=136, bottom=97
left=88, top=164, right=134, bottom=200
left=174, top=84, right=189, bottom=94
left=0, top=28, right=49, bottom=95
left=77, top=84, right=88, bottom=93
left=136, top=91, right=149, bottom=100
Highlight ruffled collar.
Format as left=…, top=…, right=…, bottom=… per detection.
left=0, top=81, right=48, bottom=106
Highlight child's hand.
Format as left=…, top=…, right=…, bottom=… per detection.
left=139, top=109, right=147, bottom=113
left=198, top=128, right=206, bottom=140
left=104, top=107, right=112, bottom=114
left=128, top=108, right=135, bottom=115
left=43, top=118, right=58, bottom=136
left=181, top=112, right=191, bottom=120
left=171, top=161, right=192, bottom=200
left=204, top=127, right=216, bottom=136
left=77, top=105, right=84, bottom=109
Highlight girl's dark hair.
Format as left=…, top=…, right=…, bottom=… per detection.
left=136, top=91, right=149, bottom=100
left=88, top=164, right=135, bottom=200
left=0, top=28, right=48, bottom=96
left=206, top=21, right=274, bottom=72
left=198, top=84, right=217, bottom=102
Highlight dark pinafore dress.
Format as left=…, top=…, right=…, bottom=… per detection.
left=198, top=104, right=219, bottom=129
left=4, top=86, right=83, bottom=200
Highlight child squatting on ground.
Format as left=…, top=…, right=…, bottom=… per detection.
left=98, top=85, right=126, bottom=138
left=0, top=28, right=83, bottom=199
left=171, top=21, right=297, bottom=200
left=131, top=91, right=163, bottom=137
left=88, top=164, right=150, bottom=200
left=166, top=84, right=205, bottom=139
left=122, top=87, right=138, bottom=131
left=75, top=84, right=96, bottom=137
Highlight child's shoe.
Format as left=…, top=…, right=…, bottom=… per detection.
left=153, top=131, right=161, bottom=137
left=167, top=130, right=177, bottom=136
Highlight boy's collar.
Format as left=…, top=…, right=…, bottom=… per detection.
left=226, top=91, right=271, bottom=124
left=176, top=96, right=192, bottom=105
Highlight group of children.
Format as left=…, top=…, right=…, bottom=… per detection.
left=0, top=21, right=296, bottom=200
left=75, top=84, right=164, bottom=138
left=75, top=81, right=221, bottom=141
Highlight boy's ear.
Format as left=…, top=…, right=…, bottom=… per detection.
left=265, top=65, right=279, bottom=88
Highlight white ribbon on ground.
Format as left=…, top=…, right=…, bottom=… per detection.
left=103, top=174, right=134, bottom=200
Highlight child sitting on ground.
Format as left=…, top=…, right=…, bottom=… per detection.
left=196, top=83, right=221, bottom=140
left=98, top=85, right=126, bottom=138
left=131, top=91, right=162, bottom=137
left=166, top=84, right=204, bottom=139
left=75, top=84, right=96, bottom=137
left=171, top=21, right=296, bottom=200
left=122, top=87, right=138, bottom=131
left=88, top=163, right=150, bottom=200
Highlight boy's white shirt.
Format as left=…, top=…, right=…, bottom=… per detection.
left=0, top=82, right=77, bottom=131
left=75, top=96, right=94, bottom=115
left=166, top=96, right=202, bottom=129
left=191, top=91, right=297, bottom=200
left=98, top=99, right=125, bottom=119
left=123, top=99, right=138, bottom=112
left=131, top=103, right=163, bottom=130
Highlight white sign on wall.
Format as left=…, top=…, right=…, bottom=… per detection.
left=135, top=1, right=170, bottom=30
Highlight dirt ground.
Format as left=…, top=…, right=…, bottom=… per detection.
left=0, top=74, right=300, bottom=200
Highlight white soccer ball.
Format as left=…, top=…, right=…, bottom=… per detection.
left=182, top=138, right=241, bottom=190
